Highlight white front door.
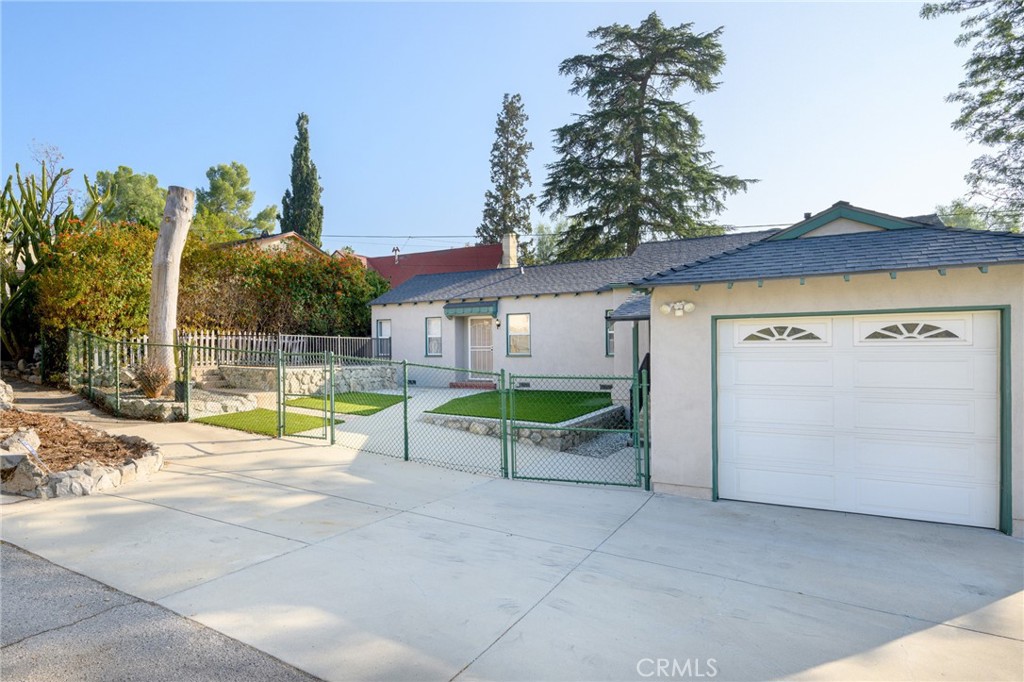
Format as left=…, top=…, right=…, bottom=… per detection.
left=717, top=312, right=1000, bottom=528
left=469, top=317, right=494, bottom=377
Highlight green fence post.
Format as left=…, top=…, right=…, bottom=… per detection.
left=184, top=344, right=192, bottom=422
left=508, top=376, right=517, bottom=479
left=402, top=360, right=410, bottom=461
left=642, top=368, right=651, bottom=492
left=114, top=338, right=121, bottom=416
left=499, top=369, right=508, bottom=478
left=632, top=371, right=641, bottom=487
left=86, top=333, right=94, bottom=400
left=328, top=351, right=336, bottom=445
left=277, top=349, right=284, bottom=438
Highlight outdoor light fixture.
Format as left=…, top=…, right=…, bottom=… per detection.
left=659, top=301, right=696, bottom=316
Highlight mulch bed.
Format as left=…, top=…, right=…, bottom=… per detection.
left=1, top=411, right=149, bottom=473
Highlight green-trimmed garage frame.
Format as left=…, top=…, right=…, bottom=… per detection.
left=710, top=305, right=1013, bottom=535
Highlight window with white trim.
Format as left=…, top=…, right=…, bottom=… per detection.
left=507, top=313, right=531, bottom=356
left=425, top=317, right=442, bottom=356
left=376, top=319, right=391, bottom=339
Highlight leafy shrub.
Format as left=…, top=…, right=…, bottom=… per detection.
left=136, top=358, right=172, bottom=398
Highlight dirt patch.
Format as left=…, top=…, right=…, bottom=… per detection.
left=1, top=411, right=149, bottom=473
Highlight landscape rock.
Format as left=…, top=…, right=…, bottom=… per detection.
left=0, top=379, right=13, bottom=409
left=1, top=427, right=41, bottom=454
left=2, top=456, right=46, bottom=495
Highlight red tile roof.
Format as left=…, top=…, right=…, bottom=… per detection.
left=364, top=243, right=502, bottom=287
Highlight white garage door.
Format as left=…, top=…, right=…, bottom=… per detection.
left=717, top=312, right=1000, bottom=528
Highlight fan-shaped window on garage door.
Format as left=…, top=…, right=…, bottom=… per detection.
left=742, top=325, right=822, bottom=342
left=864, top=322, right=960, bottom=341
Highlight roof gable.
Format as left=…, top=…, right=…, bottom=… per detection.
left=768, top=201, right=933, bottom=241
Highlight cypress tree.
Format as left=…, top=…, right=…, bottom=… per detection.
left=281, top=112, right=324, bottom=247
left=477, top=93, right=535, bottom=249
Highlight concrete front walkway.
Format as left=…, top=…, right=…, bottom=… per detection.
left=2, top=382, right=1022, bottom=681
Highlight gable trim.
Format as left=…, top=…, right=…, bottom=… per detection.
left=768, top=204, right=923, bottom=241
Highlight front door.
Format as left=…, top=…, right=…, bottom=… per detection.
left=468, top=317, right=494, bottom=377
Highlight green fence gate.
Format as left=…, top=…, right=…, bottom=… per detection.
left=508, top=372, right=649, bottom=488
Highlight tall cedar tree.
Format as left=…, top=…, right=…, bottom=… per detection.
left=922, top=1, right=1024, bottom=213
left=477, top=93, right=535, bottom=251
left=540, top=12, right=753, bottom=260
left=281, top=113, right=325, bottom=247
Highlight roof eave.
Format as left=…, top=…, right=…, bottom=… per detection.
left=639, top=260, right=1024, bottom=288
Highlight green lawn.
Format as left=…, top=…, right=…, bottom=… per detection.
left=426, top=390, right=612, bottom=424
left=195, top=408, right=341, bottom=436
left=285, top=391, right=405, bottom=416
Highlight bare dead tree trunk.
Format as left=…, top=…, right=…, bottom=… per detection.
left=148, top=186, right=194, bottom=384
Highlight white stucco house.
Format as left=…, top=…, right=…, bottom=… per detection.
left=370, top=201, right=1024, bottom=536
left=626, top=202, right=1024, bottom=536
left=369, top=230, right=772, bottom=382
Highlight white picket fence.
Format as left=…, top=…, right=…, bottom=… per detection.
left=117, top=330, right=389, bottom=368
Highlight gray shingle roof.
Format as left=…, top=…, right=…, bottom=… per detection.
left=608, top=293, right=651, bottom=321
left=370, top=230, right=776, bottom=305
left=636, top=227, right=1024, bottom=288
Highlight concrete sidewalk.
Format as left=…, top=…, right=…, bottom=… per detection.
left=2, top=381, right=1022, bottom=681
left=0, top=542, right=320, bottom=681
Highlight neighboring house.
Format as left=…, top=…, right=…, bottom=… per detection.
left=629, top=201, right=1024, bottom=536
left=227, top=231, right=330, bottom=260
left=369, top=230, right=774, bottom=381
left=362, top=241, right=505, bottom=288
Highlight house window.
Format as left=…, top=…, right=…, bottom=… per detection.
left=376, top=319, right=391, bottom=339
left=507, top=313, right=531, bottom=356
left=605, top=310, right=615, bottom=356
left=425, top=317, right=442, bottom=356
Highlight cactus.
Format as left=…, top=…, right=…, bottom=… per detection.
left=1, top=162, right=106, bottom=359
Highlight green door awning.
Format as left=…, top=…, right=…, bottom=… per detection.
left=443, top=301, right=498, bottom=318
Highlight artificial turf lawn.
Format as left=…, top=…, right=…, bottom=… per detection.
left=285, top=391, right=405, bottom=416
left=195, top=408, right=341, bottom=436
left=426, top=390, right=612, bottom=424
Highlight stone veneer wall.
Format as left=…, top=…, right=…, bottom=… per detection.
left=418, top=404, right=628, bottom=451
left=219, top=364, right=398, bottom=395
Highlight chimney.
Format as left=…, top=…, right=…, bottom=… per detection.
left=500, top=232, right=518, bottom=269
left=803, top=212, right=812, bottom=220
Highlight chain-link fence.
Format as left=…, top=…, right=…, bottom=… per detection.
left=508, top=374, right=645, bottom=487
left=328, top=354, right=407, bottom=459
left=66, top=329, right=650, bottom=489
left=406, top=361, right=505, bottom=476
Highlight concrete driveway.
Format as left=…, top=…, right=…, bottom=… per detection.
left=2, top=383, right=1022, bottom=681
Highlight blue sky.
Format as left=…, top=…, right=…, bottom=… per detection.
left=2, top=2, right=971, bottom=256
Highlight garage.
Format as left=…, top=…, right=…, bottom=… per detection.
left=716, top=311, right=1000, bottom=528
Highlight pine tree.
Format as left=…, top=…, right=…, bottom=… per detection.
left=281, top=112, right=324, bottom=248
left=540, top=12, right=754, bottom=260
left=477, top=93, right=535, bottom=249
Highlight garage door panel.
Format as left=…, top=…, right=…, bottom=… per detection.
left=733, top=357, right=833, bottom=387
left=728, top=430, right=836, bottom=467
left=850, top=437, right=980, bottom=477
left=725, top=468, right=836, bottom=505
left=853, top=398, right=976, bottom=434
left=717, top=312, right=1000, bottom=529
left=731, top=394, right=835, bottom=427
left=854, top=358, right=975, bottom=390
left=853, top=478, right=997, bottom=527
